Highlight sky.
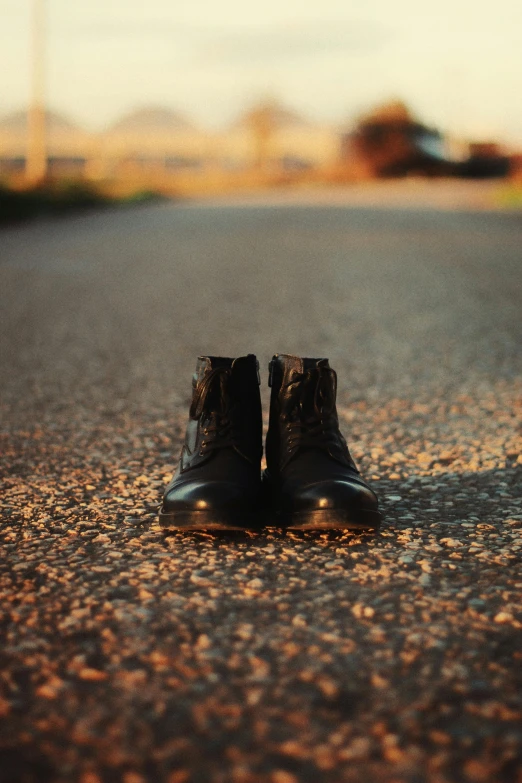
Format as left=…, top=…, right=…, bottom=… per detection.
left=1, top=0, right=522, bottom=145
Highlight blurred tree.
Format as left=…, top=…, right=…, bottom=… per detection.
left=348, top=101, right=450, bottom=177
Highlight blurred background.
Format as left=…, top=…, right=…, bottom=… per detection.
left=1, top=0, right=521, bottom=208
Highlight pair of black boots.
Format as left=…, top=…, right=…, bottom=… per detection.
left=159, top=354, right=381, bottom=530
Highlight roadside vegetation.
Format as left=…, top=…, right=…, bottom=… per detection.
left=0, top=180, right=163, bottom=226
left=496, top=182, right=522, bottom=209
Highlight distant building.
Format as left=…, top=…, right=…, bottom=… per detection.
left=0, top=109, right=95, bottom=177
left=92, top=107, right=211, bottom=178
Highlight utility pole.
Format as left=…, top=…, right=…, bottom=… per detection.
left=250, top=102, right=275, bottom=170
left=26, top=0, right=47, bottom=184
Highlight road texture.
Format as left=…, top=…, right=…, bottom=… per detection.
left=1, top=192, right=521, bottom=783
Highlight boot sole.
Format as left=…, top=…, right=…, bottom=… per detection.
left=158, top=508, right=261, bottom=531
left=278, top=508, right=382, bottom=530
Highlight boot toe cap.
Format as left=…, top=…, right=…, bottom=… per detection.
left=163, top=479, right=253, bottom=514
left=284, top=479, right=379, bottom=515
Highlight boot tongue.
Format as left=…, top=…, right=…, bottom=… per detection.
left=285, top=357, right=332, bottom=417
left=274, top=354, right=329, bottom=373
left=303, top=357, right=329, bottom=372
left=270, top=354, right=301, bottom=390
left=301, top=359, right=330, bottom=413
left=270, top=354, right=329, bottom=388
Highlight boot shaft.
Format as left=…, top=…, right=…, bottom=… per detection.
left=181, top=354, right=262, bottom=473
left=266, top=353, right=356, bottom=473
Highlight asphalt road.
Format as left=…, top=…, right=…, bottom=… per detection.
left=1, top=196, right=521, bottom=783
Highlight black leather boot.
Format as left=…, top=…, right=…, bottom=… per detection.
left=264, top=354, right=381, bottom=530
left=159, top=355, right=263, bottom=530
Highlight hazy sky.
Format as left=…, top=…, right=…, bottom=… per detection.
left=1, top=0, right=521, bottom=144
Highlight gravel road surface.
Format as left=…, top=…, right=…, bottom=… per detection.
left=1, top=196, right=521, bottom=783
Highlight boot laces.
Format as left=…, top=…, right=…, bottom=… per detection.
left=189, top=366, right=240, bottom=455
left=284, top=366, right=339, bottom=453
